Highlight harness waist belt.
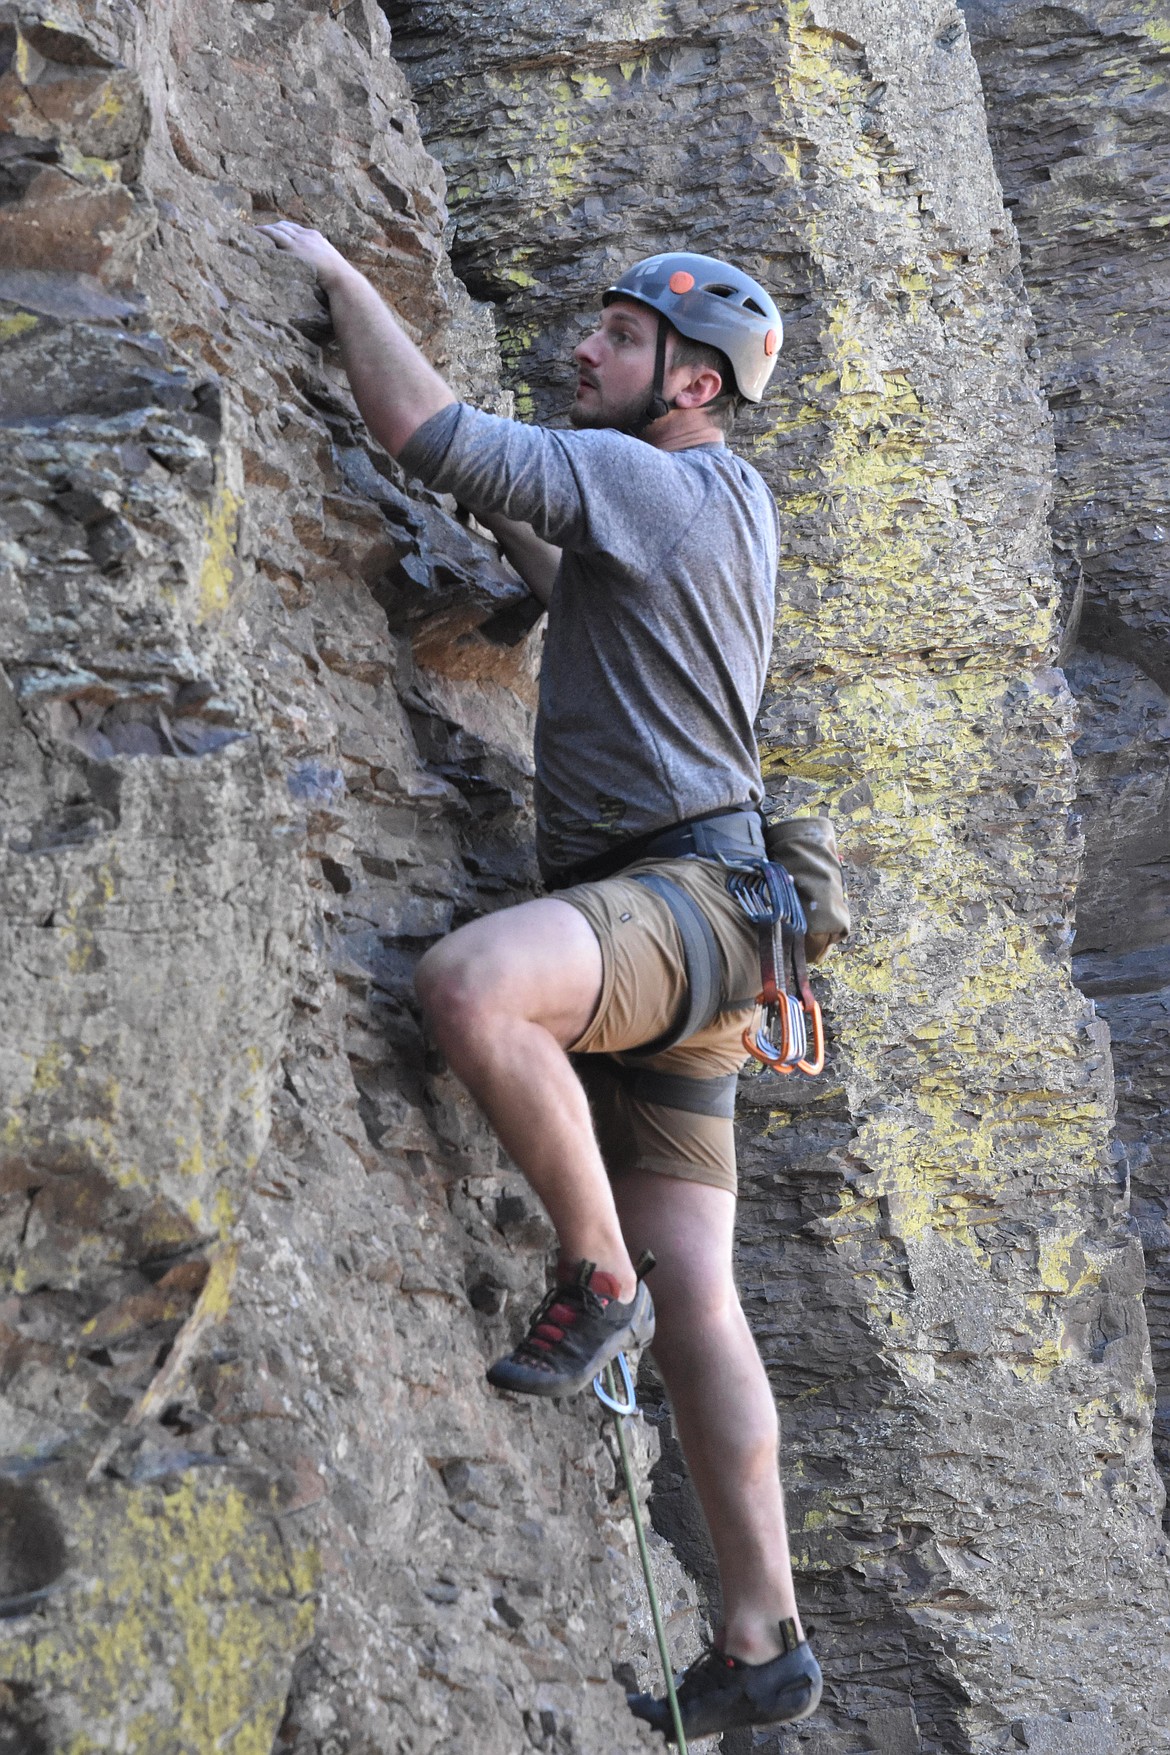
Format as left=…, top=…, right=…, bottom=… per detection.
left=547, top=806, right=764, bottom=890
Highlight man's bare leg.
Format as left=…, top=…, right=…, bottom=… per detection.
left=415, top=898, right=638, bottom=1298
left=613, top=1169, right=803, bottom=1662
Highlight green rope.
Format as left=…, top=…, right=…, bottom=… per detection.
left=602, top=1360, right=689, bottom=1754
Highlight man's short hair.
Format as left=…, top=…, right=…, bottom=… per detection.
left=668, top=331, right=743, bottom=434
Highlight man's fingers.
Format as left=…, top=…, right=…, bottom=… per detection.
left=252, top=221, right=355, bottom=299
left=255, top=220, right=320, bottom=252
left=255, top=221, right=293, bottom=249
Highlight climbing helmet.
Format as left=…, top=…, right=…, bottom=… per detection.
left=603, top=252, right=782, bottom=403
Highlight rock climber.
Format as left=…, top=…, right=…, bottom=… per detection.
left=260, top=219, right=828, bottom=1742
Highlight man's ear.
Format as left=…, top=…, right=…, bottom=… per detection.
left=673, top=365, right=724, bottom=410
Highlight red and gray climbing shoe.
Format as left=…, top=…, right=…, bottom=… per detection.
left=627, top=1620, right=821, bottom=1742
left=486, top=1259, right=655, bottom=1398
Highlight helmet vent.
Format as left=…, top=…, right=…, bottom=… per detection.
left=743, top=297, right=766, bottom=315
left=705, top=284, right=735, bottom=298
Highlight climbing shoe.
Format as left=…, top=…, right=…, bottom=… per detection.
left=627, top=1620, right=821, bottom=1742
left=486, top=1259, right=654, bottom=1398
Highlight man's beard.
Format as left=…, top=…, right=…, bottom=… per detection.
left=568, top=386, right=652, bottom=433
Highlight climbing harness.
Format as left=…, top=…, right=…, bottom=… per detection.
left=593, top=1352, right=690, bottom=1754
left=724, top=854, right=825, bottom=1077
left=547, top=802, right=764, bottom=890
left=625, top=871, right=724, bottom=1055
left=548, top=805, right=830, bottom=1079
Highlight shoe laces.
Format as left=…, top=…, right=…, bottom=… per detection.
left=676, top=1644, right=742, bottom=1701
left=513, top=1273, right=615, bottom=1364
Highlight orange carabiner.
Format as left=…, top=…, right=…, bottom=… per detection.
left=743, top=1026, right=795, bottom=1074
left=795, top=995, right=825, bottom=1077
left=742, top=993, right=824, bottom=1077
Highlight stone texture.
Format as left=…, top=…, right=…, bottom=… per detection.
left=0, top=1, right=1168, bottom=1753
left=0, top=4, right=691, bottom=1751
left=963, top=0, right=1170, bottom=1535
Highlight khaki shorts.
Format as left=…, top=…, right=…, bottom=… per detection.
left=559, top=857, right=762, bottom=1196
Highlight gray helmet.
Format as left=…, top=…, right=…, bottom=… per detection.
left=604, top=252, right=782, bottom=403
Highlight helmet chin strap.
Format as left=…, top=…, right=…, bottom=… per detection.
left=628, top=315, right=672, bottom=435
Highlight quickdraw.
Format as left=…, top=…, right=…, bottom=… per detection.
left=593, top=1352, right=690, bottom=1754
left=724, top=857, right=825, bottom=1077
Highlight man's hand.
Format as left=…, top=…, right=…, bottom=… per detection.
left=257, top=220, right=355, bottom=293
left=256, top=219, right=455, bottom=457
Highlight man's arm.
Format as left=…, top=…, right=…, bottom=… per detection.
left=475, top=511, right=561, bottom=607
left=261, top=226, right=692, bottom=558
left=262, top=224, right=561, bottom=604
left=259, top=221, right=453, bottom=457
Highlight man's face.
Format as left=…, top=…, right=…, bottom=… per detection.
left=569, top=299, right=660, bottom=430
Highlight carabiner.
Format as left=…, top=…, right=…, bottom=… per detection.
left=795, top=994, right=825, bottom=1076
left=743, top=1002, right=797, bottom=1073
left=593, top=1349, right=638, bottom=1415
left=724, top=863, right=776, bottom=925
left=768, top=864, right=806, bottom=935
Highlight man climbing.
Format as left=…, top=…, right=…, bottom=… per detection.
left=261, top=219, right=827, bottom=1742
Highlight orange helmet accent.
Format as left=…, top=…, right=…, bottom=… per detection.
left=669, top=269, right=696, bottom=295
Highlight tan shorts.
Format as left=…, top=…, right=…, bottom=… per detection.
left=559, top=857, right=762, bottom=1196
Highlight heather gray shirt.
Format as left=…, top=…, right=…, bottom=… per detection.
left=399, top=403, right=778, bottom=879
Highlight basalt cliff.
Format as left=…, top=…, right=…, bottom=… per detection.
left=1, top=3, right=1168, bottom=1753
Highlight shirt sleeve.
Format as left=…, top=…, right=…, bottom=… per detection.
left=398, top=402, right=710, bottom=556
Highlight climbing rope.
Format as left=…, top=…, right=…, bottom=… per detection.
left=594, top=1353, right=689, bottom=1753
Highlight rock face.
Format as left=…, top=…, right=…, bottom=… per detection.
left=0, top=6, right=691, bottom=1753
left=963, top=0, right=1170, bottom=1539
left=0, top=3, right=1167, bottom=1755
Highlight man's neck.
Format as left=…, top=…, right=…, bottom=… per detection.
left=643, top=407, right=727, bottom=451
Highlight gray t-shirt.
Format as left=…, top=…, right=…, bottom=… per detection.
left=399, top=403, right=778, bottom=879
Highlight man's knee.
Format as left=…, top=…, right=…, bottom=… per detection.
left=415, top=923, right=535, bottom=1052
left=418, top=899, right=602, bottom=1043
left=650, top=1259, right=740, bottom=1348
left=415, top=935, right=480, bottom=1040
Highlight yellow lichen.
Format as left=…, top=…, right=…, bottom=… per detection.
left=197, top=484, right=241, bottom=623
left=1036, top=1232, right=1078, bottom=1293
left=212, top=1185, right=236, bottom=1240
left=21, top=1478, right=316, bottom=1755
left=490, top=69, right=588, bottom=214
left=90, top=82, right=126, bottom=123
left=177, top=1137, right=207, bottom=1179
left=800, top=1507, right=833, bottom=1531
left=0, top=312, right=39, bottom=342
left=14, top=28, right=36, bottom=84
left=58, top=143, right=120, bottom=184
left=1012, top=1337, right=1066, bottom=1381
left=31, top=1041, right=65, bottom=1094
left=1137, top=9, right=1170, bottom=48
left=196, top=1243, right=239, bottom=1320
left=571, top=70, right=612, bottom=101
